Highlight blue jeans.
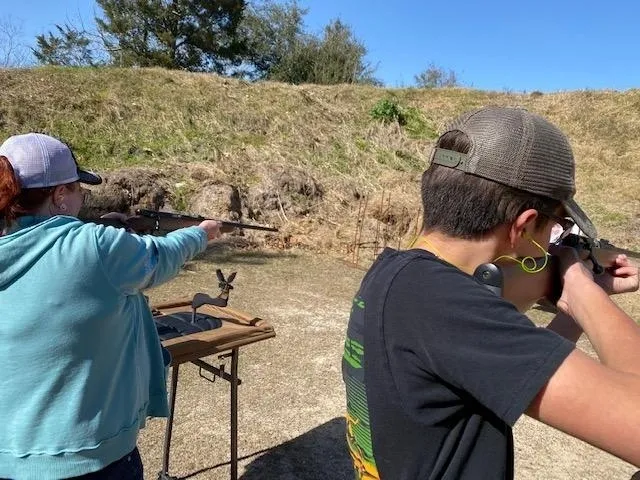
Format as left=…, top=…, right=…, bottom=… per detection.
left=1, top=448, right=143, bottom=480
left=69, top=448, right=143, bottom=480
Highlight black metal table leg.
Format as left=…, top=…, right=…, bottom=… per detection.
left=158, top=364, right=180, bottom=480
left=231, top=348, right=239, bottom=480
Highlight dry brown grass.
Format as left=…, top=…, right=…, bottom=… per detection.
left=0, top=67, right=638, bottom=256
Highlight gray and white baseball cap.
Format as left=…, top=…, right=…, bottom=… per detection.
left=0, top=133, right=102, bottom=188
left=430, top=106, right=598, bottom=239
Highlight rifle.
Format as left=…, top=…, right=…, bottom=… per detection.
left=82, top=209, right=279, bottom=234
left=473, top=234, right=640, bottom=313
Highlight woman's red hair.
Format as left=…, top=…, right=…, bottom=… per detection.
left=0, top=155, right=56, bottom=227
left=0, top=156, right=21, bottom=220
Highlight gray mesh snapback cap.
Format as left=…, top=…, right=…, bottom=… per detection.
left=0, top=133, right=102, bottom=188
left=430, top=106, right=598, bottom=239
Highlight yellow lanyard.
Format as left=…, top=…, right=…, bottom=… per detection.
left=411, top=236, right=451, bottom=264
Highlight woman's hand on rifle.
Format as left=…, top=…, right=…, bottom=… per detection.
left=198, top=220, right=222, bottom=241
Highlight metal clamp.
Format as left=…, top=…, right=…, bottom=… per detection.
left=198, top=365, right=217, bottom=383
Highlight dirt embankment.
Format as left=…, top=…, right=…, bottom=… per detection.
left=80, top=163, right=421, bottom=262
left=3, top=68, right=638, bottom=262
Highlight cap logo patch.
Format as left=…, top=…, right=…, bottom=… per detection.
left=432, top=148, right=468, bottom=171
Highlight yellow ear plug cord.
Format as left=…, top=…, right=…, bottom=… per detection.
left=493, top=233, right=550, bottom=274
left=411, top=232, right=550, bottom=274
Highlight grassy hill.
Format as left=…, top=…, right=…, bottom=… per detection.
left=1, top=67, right=639, bottom=260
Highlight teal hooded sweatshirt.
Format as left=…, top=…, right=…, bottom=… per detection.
left=0, top=215, right=208, bottom=479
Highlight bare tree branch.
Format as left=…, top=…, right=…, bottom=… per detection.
left=0, top=16, right=29, bottom=67
left=414, top=63, right=459, bottom=89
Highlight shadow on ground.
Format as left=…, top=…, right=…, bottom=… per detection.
left=241, top=417, right=353, bottom=480
left=179, top=417, right=353, bottom=480
left=188, top=243, right=300, bottom=267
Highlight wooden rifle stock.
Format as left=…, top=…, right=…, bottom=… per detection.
left=475, top=234, right=640, bottom=313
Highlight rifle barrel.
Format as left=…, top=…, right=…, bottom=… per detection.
left=218, top=220, right=279, bottom=232
left=135, top=210, right=279, bottom=232
left=82, top=211, right=279, bottom=233
left=594, top=244, right=640, bottom=261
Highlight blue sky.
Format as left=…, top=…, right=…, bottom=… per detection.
left=4, top=0, right=640, bottom=92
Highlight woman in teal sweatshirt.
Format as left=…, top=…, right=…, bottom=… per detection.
left=0, top=133, right=222, bottom=480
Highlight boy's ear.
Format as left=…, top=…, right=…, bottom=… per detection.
left=509, top=209, right=539, bottom=246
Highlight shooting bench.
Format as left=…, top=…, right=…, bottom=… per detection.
left=152, top=298, right=276, bottom=480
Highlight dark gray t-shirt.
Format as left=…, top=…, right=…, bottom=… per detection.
left=342, top=248, right=574, bottom=479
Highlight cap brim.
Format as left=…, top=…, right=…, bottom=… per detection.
left=78, top=169, right=102, bottom=185
left=562, top=199, right=598, bottom=239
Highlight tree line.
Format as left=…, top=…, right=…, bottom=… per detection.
left=0, top=0, right=459, bottom=88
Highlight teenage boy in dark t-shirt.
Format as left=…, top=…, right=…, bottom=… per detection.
left=342, top=106, right=640, bottom=479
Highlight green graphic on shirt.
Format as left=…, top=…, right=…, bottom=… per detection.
left=343, top=338, right=364, bottom=369
left=353, top=297, right=365, bottom=310
left=343, top=294, right=379, bottom=479
left=344, top=338, right=379, bottom=479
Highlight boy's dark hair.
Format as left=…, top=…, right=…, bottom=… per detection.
left=421, top=130, right=561, bottom=239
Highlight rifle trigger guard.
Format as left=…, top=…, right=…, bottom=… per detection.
left=588, top=250, right=605, bottom=275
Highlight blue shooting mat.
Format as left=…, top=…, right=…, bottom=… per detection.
left=154, top=311, right=223, bottom=341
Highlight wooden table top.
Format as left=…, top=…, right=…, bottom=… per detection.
left=152, top=299, right=276, bottom=365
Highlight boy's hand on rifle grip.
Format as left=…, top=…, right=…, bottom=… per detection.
left=594, top=254, right=639, bottom=296
left=549, top=244, right=595, bottom=317
left=198, top=220, right=222, bottom=241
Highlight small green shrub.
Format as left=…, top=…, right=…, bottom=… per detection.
left=370, top=98, right=407, bottom=125
left=169, top=181, right=193, bottom=212
left=402, top=106, right=438, bottom=140
left=370, top=98, right=437, bottom=140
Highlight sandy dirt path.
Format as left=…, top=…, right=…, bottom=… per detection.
left=137, top=246, right=638, bottom=480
